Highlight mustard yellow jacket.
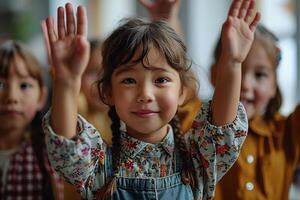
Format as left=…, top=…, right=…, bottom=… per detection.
left=214, top=105, right=300, bottom=200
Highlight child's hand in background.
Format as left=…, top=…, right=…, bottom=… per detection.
left=221, top=0, right=260, bottom=63
left=138, top=0, right=180, bottom=21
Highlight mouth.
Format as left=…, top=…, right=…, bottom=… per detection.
left=240, top=98, right=253, bottom=109
left=0, top=110, right=22, bottom=117
left=132, top=110, right=159, bottom=118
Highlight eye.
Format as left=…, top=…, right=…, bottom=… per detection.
left=155, top=77, right=170, bottom=84
left=255, top=72, right=268, bottom=80
left=121, top=78, right=136, bottom=85
left=20, top=82, right=33, bottom=90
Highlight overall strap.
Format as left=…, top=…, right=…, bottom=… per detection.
left=104, top=146, right=113, bottom=182
left=174, top=148, right=183, bottom=173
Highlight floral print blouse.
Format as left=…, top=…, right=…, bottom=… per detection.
left=43, top=102, right=248, bottom=200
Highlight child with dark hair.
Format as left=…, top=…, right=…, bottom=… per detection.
left=211, top=24, right=300, bottom=200
left=42, top=1, right=260, bottom=199
left=138, top=0, right=203, bottom=134
left=0, top=40, right=63, bottom=199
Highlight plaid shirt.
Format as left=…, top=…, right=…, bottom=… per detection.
left=0, top=140, right=63, bottom=200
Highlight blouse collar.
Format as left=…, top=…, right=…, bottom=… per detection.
left=120, top=125, right=175, bottom=158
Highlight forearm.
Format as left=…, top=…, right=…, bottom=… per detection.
left=211, top=55, right=241, bottom=126
left=164, top=16, right=183, bottom=37
left=51, top=78, right=81, bottom=139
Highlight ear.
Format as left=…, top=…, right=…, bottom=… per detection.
left=37, top=86, right=48, bottom=111
left=178, top=86, right=187, bottom=106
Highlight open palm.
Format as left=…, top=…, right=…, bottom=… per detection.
left=42, top=3, right=90, bottom=82
left=221, top=0, right=260, bottom=63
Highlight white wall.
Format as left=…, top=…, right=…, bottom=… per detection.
left=186, top=0, right=230, bottom=100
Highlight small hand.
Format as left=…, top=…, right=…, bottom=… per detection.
left=221, top=0, right=260, bottom=63
left=41, top=3, right=90, bottom=82
left=138, top=0, right=180, bottom=21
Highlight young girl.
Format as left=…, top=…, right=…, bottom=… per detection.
left=0, top=41, right=63, bottom=199
left=42, top=1, right=259, bottom=199
left=65, top=2, right=199, bottom=198
left=138, top=0, right=202, bottom=133
left=211, top=24, right=300, bottom=200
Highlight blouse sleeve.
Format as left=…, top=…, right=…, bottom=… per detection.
left=42, top=110, right=106, bottom=196
left=185, top=101, right=248, bottom=199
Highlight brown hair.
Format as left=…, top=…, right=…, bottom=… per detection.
left=96, top=18, right=198, bottom=199
left=0, top=40, right=43, bottom=87
left=211, top=24, right=282, bottom=122
left=0, top=41, right=54, bottom=199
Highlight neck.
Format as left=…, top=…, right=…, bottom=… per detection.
left=126, top=125, right=169, bottom=144
left=0, top=128, right=25, bottom=150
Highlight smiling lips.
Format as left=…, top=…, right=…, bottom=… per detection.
left=0, top=110, right=22, bottom=117
left=132, top=110, right=159, bottom=118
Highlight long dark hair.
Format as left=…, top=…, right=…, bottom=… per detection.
left=0, top=40, right=54, bottom=199
left=96, top=18, right=199, bottom=199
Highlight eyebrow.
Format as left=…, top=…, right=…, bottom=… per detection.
left=114, top=64, right=176, bottom=76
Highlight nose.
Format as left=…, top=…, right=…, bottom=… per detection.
left=136, top=82, right=154, bottom=103
left=3, top=84, right=19, bottom=105
left=241, top=73, right=252, bottom=93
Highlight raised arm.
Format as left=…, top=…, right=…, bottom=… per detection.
left=138, top=0, right=182, bottom=35
left=41, top=3, right=90, bottom=138
left=212, top=0, right=260, bottom=126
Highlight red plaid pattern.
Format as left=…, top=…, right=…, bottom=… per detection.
left=0, top=140, right=63, bottom=200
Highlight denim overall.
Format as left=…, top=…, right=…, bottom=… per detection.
left=104, top=148, right=194, bottom=200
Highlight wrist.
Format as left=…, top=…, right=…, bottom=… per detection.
left=53, top=77, right=81, bottom=95
left=219, top=53, right=242, bottom=69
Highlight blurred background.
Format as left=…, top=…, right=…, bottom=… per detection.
left=0, top=0, right=298, bottom=115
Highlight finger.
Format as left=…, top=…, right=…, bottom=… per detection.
left=238, top=0, right=251, bottom=19
left=173, top=0, right=181, bottom=6
left=77, top=5, right=87, bottom=36
left=245, top=0, right=255, bottom=23
left=65, top=3, right=76, bottom=35
left=249, top=12, right=261, bottom=31
left=40, top=20, right=52, bottom=65
left=228, top=0, right=243, bottom=17
left=46, top=17, right=58, bottom=44
left=138, top=0, right=153, bottom=9
left=57, top=7, right=66, bottom=39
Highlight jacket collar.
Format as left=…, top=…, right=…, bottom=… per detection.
left=249, top=113, right=285, bottom=137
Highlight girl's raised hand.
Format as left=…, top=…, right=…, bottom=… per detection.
left=138, top=0, right=180, bottom=21
left=221, top=0, right=260, bottom=63
left=41, top=3, right=90, bottom=83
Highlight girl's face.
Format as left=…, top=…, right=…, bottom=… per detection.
left=0, top=56, right=45, bottom=133
left=240, top=41, right=277, bottom=120
left=110, top=48, right=185, bottom=143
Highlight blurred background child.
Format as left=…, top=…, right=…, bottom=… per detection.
left=0, top=40, right=63, bottom=199
left=211, top=24, right=300, bottom=200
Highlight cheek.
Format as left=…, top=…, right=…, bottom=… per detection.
left=22, top=90, right=42, bottom=121
left=156, top=90, right=181, bottom=112
left=112, top=89, right=134, bottom=114
left=23, top=100, right=40, bottom=120
left=82, top=77, right=94, bottom=93
left=254, top=86, right=275, bottom=109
